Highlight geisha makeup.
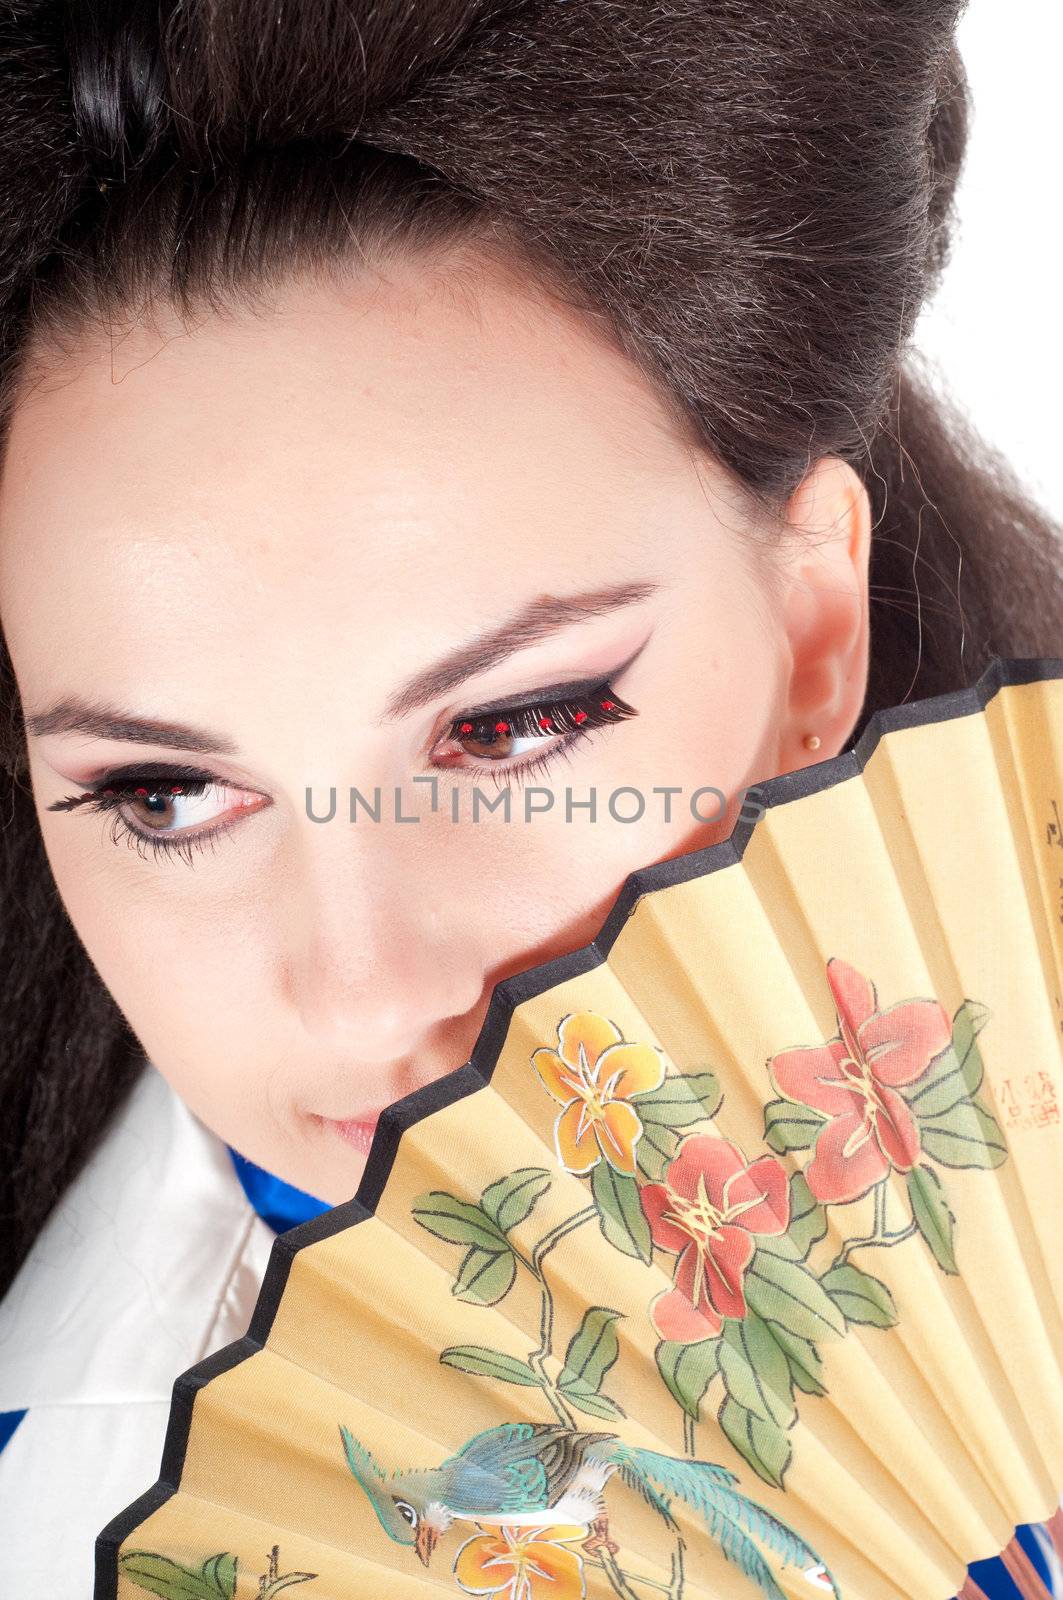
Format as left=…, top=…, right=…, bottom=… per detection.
left=42, top=677, right=644, bottom=863
left=0, top=249, right=871, bottom=1203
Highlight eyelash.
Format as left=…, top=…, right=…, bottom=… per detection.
left=47, top=766, right=250, bottom=867
left=46, top=680, right=638, bottom=865
left=440, top=681, right=638, bottom=791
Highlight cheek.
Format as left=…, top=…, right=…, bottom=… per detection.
left=665, top=542, right=785, bottom=778
left=34, top=802, right=266, bottom=1120
left=458, top=676, right=782, bottom=972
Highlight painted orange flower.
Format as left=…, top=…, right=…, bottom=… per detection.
left=454, top=1523, right=587, bottom=1599
left=532, top=1011, right=666, bottom=1177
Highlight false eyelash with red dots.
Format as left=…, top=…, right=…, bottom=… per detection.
left=447, top=685, right=639, bottom=747
left=46, top=766, right=215, bottom=814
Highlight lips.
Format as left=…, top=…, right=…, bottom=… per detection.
left=313, top=1111, right=382, bottom=1156
left=332, top=1118, right=379, bottom=1155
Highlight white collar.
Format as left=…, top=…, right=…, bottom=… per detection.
left=0, top=1061, right=275, bottom=1411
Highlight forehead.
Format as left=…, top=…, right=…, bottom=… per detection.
left=0, top=256, right=690, bottom=663
left=2, top=259, right=714, bottom=758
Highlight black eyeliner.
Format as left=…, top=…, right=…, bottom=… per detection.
left=46, top=762, right=218, bottom=812
left=454, top=636, right=649, bottom=720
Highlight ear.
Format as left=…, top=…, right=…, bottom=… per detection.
left=771, top=456, right=871, bottom=774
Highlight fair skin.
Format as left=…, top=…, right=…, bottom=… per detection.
left=0, top=251, right=870, bottom=1205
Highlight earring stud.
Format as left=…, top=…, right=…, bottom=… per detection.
left=803, top=734, right=822, bottom=752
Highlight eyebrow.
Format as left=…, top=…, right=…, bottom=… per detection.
left=376, top=581, right=659, bottom=722
left=23, top=580, right=659, bottom=752
left=22, top=699, right=241, bottom=755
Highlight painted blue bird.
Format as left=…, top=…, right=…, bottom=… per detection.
left=339, top=1419, right=837, bottom=1598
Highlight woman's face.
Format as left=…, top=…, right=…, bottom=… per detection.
left=0, top=252, right=870, bottom=1204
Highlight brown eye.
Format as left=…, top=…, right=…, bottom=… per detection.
left=82, top=778, right=266, bottom=840
left=455, top=719, right=522, bottom=761
left=444, top=689, right=638, bottom=770
left=50, top=770, right=272, bottom=866
left=124, top=786, right=194, bottom=831
left=109, top=781, right=231, bottom=833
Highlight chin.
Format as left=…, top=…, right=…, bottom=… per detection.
left=318, top=1158, right=369, bottom=1208
left=299, top=1118, right=376, bottom=1205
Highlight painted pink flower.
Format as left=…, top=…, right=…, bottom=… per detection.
left=641, top=1135, right=790, bottom=1342
left=770, top=957, right=952, bottom=1205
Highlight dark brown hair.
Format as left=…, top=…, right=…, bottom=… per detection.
left=1, top=0, right=1060, bottom=1296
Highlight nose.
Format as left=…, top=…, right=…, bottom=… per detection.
left=280, top=822, right=486, bottom=1064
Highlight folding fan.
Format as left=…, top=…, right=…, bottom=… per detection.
left=96, top=657, right=1063, bottom=1600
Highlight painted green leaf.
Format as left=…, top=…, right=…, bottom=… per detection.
left=655, top=1336, right=720, bottom=1419
left=452, top=1244, right=517, bottom=1305
left=117, top=1552, right=235, bottom=1600
left=718, top=1310, right=796, bottom=1428
left=718, top=1395, right=793, bottom=1490
left=904, top=999, right=991, bottom=1119
left=731, top=1174, right=824, bottom=1265
left=411, top=1191, right=507, bottom=1250
left=763, top=1098, right=824, bottom=1154
left=820, top=1263, right=898, bottom=1328
left=556, top=1377, right=626, bottom=1419
left=591, top=1159, right=653, bottom=1263
left=786, top=1171, right=828, bottom=1260
left=918, top=1096, right=1008, bottom=1169
left=951, top=1000, right=991, bottom=1091
left=636, top=1070, right=723, bottom=1128
left=559, top=1306, right=623, bottom=1397
left=907, top=1163, right=958, bottom=1274
left=765, top=1323, right=827, bottom=1396
left=480, top=1168, right=552, bottom=1234
left=201, top=1556, right=238, bottom=1599
left=743, top=1249, right=847, bottom=1342
left=439, top=1345, right=540, bottom=1385
left=634, top=1119, right=680, bottom=1183
left=754, top=1226, right=804, bottom=1263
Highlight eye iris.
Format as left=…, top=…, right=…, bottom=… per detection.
left=111, top=781, right=200, bottom=831
left=130, top=789, right=180, bottom=828
left=459, top=723, right=517, bottom=760
left=448, top=686, right=637, bottom=766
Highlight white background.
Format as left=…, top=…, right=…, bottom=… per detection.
left=913, top=0, right=1063, bottom=523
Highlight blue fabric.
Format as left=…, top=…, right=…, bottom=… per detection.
left=225, top=1145, right=332, bottom=1235
left=0, top=1409, right=27, bottom=1454
left=971, top=1524, right=1054, bottom=1597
